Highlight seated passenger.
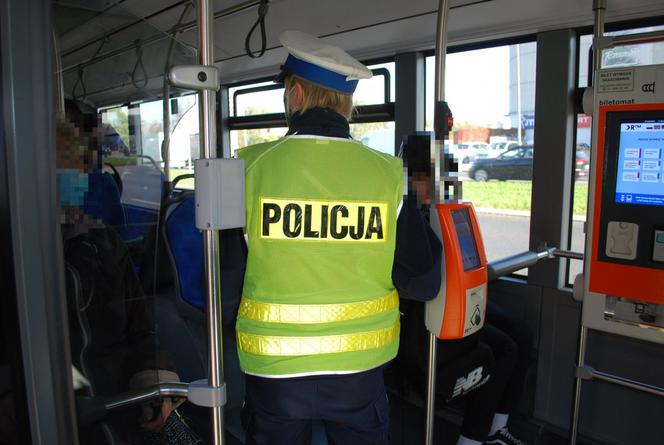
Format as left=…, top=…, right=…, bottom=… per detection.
left=398, top=300, right=532, bottom=445
left=474, top=301, right=533, bottom=445
left=397, top=150, right=533, bottom=445
left=56, top=116, right=195, bottom=444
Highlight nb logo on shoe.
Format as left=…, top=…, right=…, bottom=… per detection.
left=260, top=198, right=388, bottom=242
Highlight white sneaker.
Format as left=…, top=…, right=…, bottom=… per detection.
left=483, top=427, right=529, bottom=445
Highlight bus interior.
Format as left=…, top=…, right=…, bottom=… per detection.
left=2, top=0, right=664, bottom=444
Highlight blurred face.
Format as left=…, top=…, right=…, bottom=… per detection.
left=410, top=171, right=432, bottom=206
left=55, top=118, right=97, bottom=170
left=55, top=117, right=94, bottom=209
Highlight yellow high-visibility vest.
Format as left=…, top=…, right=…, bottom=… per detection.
left=236, top=135, right=403, bottom=377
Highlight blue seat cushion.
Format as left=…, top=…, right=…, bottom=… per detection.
left=165, top=197, right=204, bottom=310
left=83, top=169, right=125, bottom=228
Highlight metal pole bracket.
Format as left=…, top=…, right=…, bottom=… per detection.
left=169, top=65, right=220, bottom=91
left=188, top=379, right=227, bottom=408
left=593, top=36, right=613, bottom=51
left=575, top=365, right=595, bottom=381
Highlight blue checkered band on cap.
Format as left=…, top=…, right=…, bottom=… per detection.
left=283, top=54, right=359, bottom=94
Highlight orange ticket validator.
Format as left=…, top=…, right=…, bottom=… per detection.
left=425, top=202, right=488, bottom=339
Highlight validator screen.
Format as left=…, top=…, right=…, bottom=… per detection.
left=615, top=119, right=664, bottom=207
left=451, top=208, right=481, bottom=271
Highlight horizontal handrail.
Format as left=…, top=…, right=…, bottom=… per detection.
left=603, top=30, right=664, bottom=49
left=487, top=248, right=584, bottom=281
left=552, top=249, right=584, bottom=261
left=578, top=365, right=664, bottom=398
left=104, top=382, right=189, bottom=411
left=487, top=248, right=553, bottom=281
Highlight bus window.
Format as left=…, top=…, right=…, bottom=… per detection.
left=231, top=127, right=289, bottom=156
left=230, top=81, right=285, bottom=117
left=138, top=100, right=164, bottom=165
left=228, top=82, right=289, bottom=156
left=100, top=106, right=130, bottom=156
left=353, top=122, right=395, bottom=155
left=351, top=62, right=395, bottom=155
left=353, top=62, right=395, bottom=106
left=426, top=41, right=537, bottom=273
left=227, top=62, right=396, bottom=156
left=167, top=95, right=200, bottom=188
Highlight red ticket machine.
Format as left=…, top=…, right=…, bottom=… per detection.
left=588, top=103, right=664, bottom=305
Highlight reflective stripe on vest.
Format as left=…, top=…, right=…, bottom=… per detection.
left=239, top=290, right=398, bottom=324
left=237, top=322, right=399, bottom=356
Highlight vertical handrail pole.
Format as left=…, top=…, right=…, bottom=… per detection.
left=592, top=0, right=607, bottom=74
left=162, top=81, right=171, bottom=180
left=433, top=1, right=449, bottom=105
left=432, top=0, right=450, bottom=204
left=197, top=0, right=226, bottom=444
left=426, top=2, right=450, bottom=445
left=570, top=4, right=606, bottom=443
left=53, top=29, right=65, bottom=114
left=570, top=326, right=588, bottom=444
left=425, top=331, right=438, bottom=445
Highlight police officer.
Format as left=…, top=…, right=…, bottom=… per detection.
left=236, top=30, right=441, bottom=445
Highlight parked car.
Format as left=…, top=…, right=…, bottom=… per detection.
left=469, top=145, right=534, bottom=181
left=488, top=140, right=519, bottom=157
left=456, top=141, right=490, bottom=164
left=575, top=148, right=590, bottom=178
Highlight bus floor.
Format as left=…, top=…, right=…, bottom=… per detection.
left=388, top=396, right=598, bottom=445
left=219, top=397, right=589, bottom=445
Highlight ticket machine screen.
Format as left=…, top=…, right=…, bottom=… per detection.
left=614, top=119, right=664, bottom=207
left=452, top=208, right=481, bottom=271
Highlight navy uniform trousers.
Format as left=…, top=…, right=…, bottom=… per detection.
left=242, top=367, right=390, bottom=445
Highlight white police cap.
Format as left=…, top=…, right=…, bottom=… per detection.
left=276, top=30, right=372, bottom=94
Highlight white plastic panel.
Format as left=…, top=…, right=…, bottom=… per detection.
left=195, top=158, right=246, bottom=230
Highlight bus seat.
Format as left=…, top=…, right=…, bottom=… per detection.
left=163, top=195, right=204, bottom=310
left=119, top=165, right=164, bottom=242
left=162, top=191, right=246, bottom=322
left=160, top=192, right=246, bottom=441
left=82, top=169, right=145, bottom=244
left=82, top=169, right=125, bottom=229
left=388, top=300, right=495, bottom=411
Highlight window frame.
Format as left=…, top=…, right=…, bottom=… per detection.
left=225, top=62, right=396, bottom=132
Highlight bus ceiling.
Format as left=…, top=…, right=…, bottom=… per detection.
left=53, top=0, right=664, bottom=108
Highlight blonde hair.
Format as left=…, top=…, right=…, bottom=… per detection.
left=285, top=76, right=354, bottom=121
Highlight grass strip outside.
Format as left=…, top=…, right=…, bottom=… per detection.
left=462, top=180, right=588, bottom=217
